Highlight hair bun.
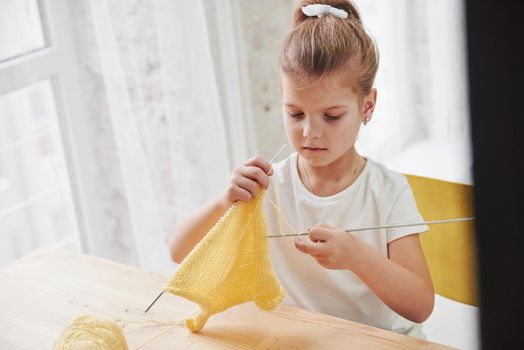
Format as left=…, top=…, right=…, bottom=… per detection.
left=293, top=0, right=361, bottom=28
left=281, top=0, right=378, bottom=96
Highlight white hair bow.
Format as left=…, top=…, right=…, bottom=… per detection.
left=301, top=4, right=348, bottom=19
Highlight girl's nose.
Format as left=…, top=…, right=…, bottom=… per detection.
left=303, top=117, right=322, bottom=139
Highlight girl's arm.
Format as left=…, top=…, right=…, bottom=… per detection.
left=169, top=156, right=272, bottom=263
left=294, top=226, right=434, bottom=323
left=352, top=234, right=434, bottom=323
left=168, top=195, right=231, bottom=263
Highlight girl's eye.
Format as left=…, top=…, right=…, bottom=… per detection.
left=325, top=114, right=342, bottom=121
left=288, top=112, right=304, bottom=118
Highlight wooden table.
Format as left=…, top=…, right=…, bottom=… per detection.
left=0, top=248, right=455, bottom=349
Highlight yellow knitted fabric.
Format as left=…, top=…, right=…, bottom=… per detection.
left=53, top=314, right=128, bottom=350
left=165, top=190, right=285, bottom=332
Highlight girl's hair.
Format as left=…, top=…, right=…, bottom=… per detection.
left=280, top=0, right=379, bottom=96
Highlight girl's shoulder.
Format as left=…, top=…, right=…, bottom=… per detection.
left=365, top=158, right=408, bottom=185
left=364, top=158, right=411, bottom=198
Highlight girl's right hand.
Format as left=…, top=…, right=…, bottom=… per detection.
left=222, top=156, right=273, bottom=206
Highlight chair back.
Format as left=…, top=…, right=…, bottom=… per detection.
left=405, top=174, right=478, bottom=306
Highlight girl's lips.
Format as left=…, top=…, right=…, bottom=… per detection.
left=303, top=147, right=327, bottom=151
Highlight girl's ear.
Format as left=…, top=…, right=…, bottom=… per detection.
left=362, top=88, right=377, bottom=123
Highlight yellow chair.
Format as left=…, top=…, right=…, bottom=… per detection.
left=405, top=174, right=478, bottom=306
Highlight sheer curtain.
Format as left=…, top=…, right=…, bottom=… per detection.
left=68, top=0, right=240, bottom=272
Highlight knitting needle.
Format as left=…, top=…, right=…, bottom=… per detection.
left=267, top=217, right=475, bottom=238
left=144, top=144, right=287, bottom=313
left=269, top=144, right=287, bottom=163
left=144, top=291, right=164, bottom=313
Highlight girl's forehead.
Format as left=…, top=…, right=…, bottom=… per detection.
left=281, top=73, right=358, bottom=107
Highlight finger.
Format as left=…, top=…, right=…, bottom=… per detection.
left=294, top=238, right=324, bottom=255
left=231, top=186, right=254, bottom=202
left=245, top=156, right=272, bottom=175
left=308, top=225, right=334, bottom=242
left=233, top=176, right=260, bottom=198
left=316, top=258, right=328, bottom=266
left=238, top=165, right=270, bottom=189
left=294, top=238, right=312, bottom=254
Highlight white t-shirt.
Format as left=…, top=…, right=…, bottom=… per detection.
left=264, top=152, right=429, bottom=337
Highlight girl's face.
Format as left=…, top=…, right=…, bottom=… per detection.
left=281, top=73, right=376, bottom=168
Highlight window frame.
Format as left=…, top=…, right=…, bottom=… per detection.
left=0, top=0, right=95, bottom=256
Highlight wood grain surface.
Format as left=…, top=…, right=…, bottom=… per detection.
left=0, top=248, right=456, bottom=349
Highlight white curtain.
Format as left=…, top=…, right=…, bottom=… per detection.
left=70, top=0, right=239, bottom=272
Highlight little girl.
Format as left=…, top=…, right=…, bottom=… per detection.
left=169, top=0, right=434, bottom=339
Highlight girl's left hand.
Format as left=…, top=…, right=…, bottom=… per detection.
left=294, top=224, right=362, bottom=270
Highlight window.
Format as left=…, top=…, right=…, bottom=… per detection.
left=0, top=0, right=46, bottom=62
left=0, top=0, right=82, bottom=264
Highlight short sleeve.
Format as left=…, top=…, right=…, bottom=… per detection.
left=386, top=177, right=428, bottom=243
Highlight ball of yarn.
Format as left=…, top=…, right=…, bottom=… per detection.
left=53, top=314, right=128, bottom=350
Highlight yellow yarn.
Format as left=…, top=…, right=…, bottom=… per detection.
left=165, top=190, right=285, bottom=332
left=53, top=314, right=128, bottom=350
